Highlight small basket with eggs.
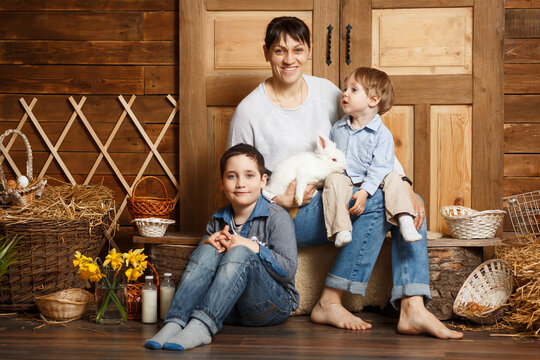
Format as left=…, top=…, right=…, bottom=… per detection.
left=0, top=129, right=47, bottom=206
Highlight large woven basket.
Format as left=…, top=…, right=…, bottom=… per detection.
left=0, top=219, right=104, bottom=311
left=453, top=259, right=514, bottom=325
left=35, top=288, right=93, bottom=321
left=440, top=206, right=506, bottom=239
left=126, top=262, right=160, bottom=320
left=0, top=129, right=47, bottom=206
left=127, top=176, right=175, bottom=220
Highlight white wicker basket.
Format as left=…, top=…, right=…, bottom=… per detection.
left=440, top=206, right=505, bottom=239
left=453, top=259, right=514, bottom=325
left=133, top=217, right=175, bottom=237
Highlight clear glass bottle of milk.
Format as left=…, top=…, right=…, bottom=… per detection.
left=141, top=275, right=158, bottom=323
left=160, top=272, right=175, bottom=319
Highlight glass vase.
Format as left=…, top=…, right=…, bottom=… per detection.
left=95, top=271, right=127, bottom=324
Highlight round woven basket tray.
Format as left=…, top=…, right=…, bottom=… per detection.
left=440, top=205, right=506, bottom=239
left=453, top=259, right=514, bottom=325
left=34, top=288, right=94, bottom=321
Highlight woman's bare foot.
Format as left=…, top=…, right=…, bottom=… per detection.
left=398, top=296, right=463, bottom=339
left=311, top=300, right=372, bottom=330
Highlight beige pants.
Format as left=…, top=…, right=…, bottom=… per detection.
left=322, top=171, right=416, bottom=239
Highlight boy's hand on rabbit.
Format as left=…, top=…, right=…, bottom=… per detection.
left=350, top=189, right=369, bottom=215
left=274, top=180, right=317, bottom=209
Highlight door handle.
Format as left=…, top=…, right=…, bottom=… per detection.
left=326, top=24, right=333, bottom=66
left=346, top=24, right=352, bottom=65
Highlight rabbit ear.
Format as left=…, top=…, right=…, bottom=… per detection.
left=318, top=135, right=327, bottom=150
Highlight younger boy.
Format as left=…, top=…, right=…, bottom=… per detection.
left=323, top=67, right=422, bottom=247
left=145, top=144, right=298, bottom=351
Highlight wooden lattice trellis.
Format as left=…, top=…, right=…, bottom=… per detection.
left=0, top=95, right=179, bottom=253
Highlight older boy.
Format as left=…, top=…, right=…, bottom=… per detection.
left=324, top=67, right=422, bottom=247
left=145, top=144, right=298, bottom=351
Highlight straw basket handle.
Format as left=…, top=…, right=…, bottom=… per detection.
left=0, top=129, right=33, bottom=188
left=131, top=176, right=169, bottom=200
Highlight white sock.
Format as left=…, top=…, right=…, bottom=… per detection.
left=163, top=318, right=212, bottom=351
left=145, top=322, right=182, bottom=350
left=334, top=230, right=352, bottom=247
left=398, top=215, right=422, bottom=242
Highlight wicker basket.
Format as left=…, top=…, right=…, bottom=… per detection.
left=127, top=176, right=175, bottom=220
left=0, top=219, right=104, bottom=311
left=35, top=288, right=93, bottom=321
left=126, top=262, right=160, bottom=320
left=133, top=217, right=175, bottom=237
left=440, top=206, right=506, bottom=239
left=453, top=259, right=514, bottom=325
left=0, top=129, right=47, bottom=206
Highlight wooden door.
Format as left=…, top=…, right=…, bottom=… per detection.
left=180, top=0, right=504, bottom=235
left=340, top=0, right=504, bottom=234
left=179, top=0, right=340, bottom=232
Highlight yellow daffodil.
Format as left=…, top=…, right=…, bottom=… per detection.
left=123, top=248, right=146, bottom=268
left=103, top=248, right=124, bottom=270
left=125, top=265, right=144, bottom=282
left=78, top=261, right=103, bottom=282
left=73, top=251, right=92, bottom=268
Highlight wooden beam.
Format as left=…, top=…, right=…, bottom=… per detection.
left=144, top=66, right=177, bottom=94
left=0, top=41, right=175, bottom=65
left=372, top=0, right=473, bottom=8
left=504, top=154, right=540, bottom=177
left=504, top=177, right=540, bottom=197
left=504, top=124, right=540, bottom=153
left=341, top=0, right=372, bottom=78
left=504, top=39, right=540, bottom=64
left=179, top=0, right=209, bottom=232
left=143, top=11, right=177, bottom=41
left=504, top=64, right=540, bottom=94
left=414, top=104, right=430, bottom=214
left=0, top=0, right=176, bottom=10
left=392, top=75, right=473, bottom=104
left=206, top=0, right=313, bottom=11
left=505, top=9, right=540, bottom=38
left=313, top=0, right=340, bottom=85
left=472, top=2, right=504, bottom=211
left=504, top=95, right=540, bottom=123
left=0, top=65, right=144, bottom=94
left=0, top=12, right=143, bottom=41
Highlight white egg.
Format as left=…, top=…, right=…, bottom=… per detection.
left=17, top=175, right=29, bottom=188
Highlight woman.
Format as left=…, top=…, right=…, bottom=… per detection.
left=227, top=16, right=462, bottom=340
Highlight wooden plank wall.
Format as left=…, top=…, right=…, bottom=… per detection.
left=503, top=1, right=540, bottom=229
left=0, top=1, right=178, bottom=249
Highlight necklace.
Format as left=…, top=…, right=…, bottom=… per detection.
left=271, top=79, right=303, bottom=109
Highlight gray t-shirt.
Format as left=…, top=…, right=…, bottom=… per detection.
left=227, top=75, right=344, bottom=172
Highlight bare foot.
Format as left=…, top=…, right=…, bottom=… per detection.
left=398, top=297, right=463, bottom=340
left=310, top=301, right=372, bottom=330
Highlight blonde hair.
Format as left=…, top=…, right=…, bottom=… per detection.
left=344, top=67, right=394, bottom=115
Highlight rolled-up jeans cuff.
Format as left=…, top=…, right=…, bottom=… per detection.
left=190, top=309, right=219, bottom=335
left=164, top=316, right=188, bottom=329
left=325, top=273, right=368, bottom=295
left=390, top=283, right=432, bottom=310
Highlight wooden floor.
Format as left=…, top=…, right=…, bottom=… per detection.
left=0, top=311, right=538, bottom=360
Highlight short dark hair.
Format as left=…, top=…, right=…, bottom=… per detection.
left=220, top=144, right=265, bottom=178
left=264, top=16, right=311, bottom=50
left=344, top=67, right=394, bottom=115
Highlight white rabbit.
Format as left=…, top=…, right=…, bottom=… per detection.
left=266, top=134, right=346, bottom=207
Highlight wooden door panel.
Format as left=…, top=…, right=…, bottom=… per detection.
left=206, top=11, right=312, bottom=74
left=381, top=106, right=414, bottom=178
left=372, top=8, right=472, bottom=75
left=429, top=105, right=472, bottom=234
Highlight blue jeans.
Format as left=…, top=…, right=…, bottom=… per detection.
left=294, top=188, right=431, bottom=309
left=165, top=244, right=292, bottom=335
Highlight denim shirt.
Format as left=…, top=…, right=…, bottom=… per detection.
left=330, top=113, right=394, bottom=195
left=201, top=195, right=299, bottom=310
